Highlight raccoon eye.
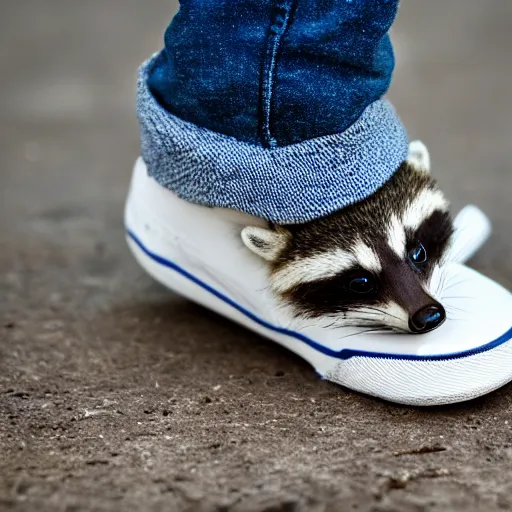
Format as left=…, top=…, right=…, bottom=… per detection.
left=408, top=242, right=427, bottom=267
left=348, top=275, right=376, bottom=294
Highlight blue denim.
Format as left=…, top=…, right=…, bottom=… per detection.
left=148, top=0, right=399, bottom=147
left=138, top=0, right=409, bottom=223
left=138, top=57, right=408, bottom=223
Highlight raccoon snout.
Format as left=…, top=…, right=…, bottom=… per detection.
left=408, top=304, right=446, bottom=334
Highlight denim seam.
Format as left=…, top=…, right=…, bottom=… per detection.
left=260, top=0, right=297, bottom=149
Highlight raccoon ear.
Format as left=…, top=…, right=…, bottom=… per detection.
left=407, top=140, right=431, bottom=172
left=241, top=226, right=289, bottom=261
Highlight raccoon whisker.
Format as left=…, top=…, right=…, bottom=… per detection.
left=445, top=313, right=466, bottom=321
left=354, top=306, right=403, bottom=323
left=344, top=314, right=405, bottom=332
left=336, top=328, right=390, bottom=340
left=319, top=320, right=339, bottom=330
left=445, top=314, right=467, bottom=322
left=441, top=277, right=471, bottom=293
left=444, top=267, right=470, bottom=283
left=445, top=306, right=467, bottom=316
left=289, top=316, right=326, bottom=330
left=445, top=303, right=466, bottom=311
left=431, top=265, right=450, bottom=297
left=255, top=284, right=272, bottom=293
left=442, top=279, right=467, bottom=291
left=292, top=314, right=347, bottom=331
left=316, top=317, right=354, bottom=330
left=439, top=268, right=451, bottom=295
left=436, top=277, right=472, bottom=302
left=318, top=314, right=381, bottom=330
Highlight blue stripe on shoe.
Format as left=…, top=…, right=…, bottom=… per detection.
left=127, top=229, right=512, bottom=362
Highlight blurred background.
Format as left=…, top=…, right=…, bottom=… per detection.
left=1, top=1, right=511, bottom=511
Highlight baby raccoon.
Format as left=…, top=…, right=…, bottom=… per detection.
left=241, top=142, right=453, bottom=334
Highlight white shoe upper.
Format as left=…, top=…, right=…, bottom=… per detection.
left=126, top=157, right=512, bottom=405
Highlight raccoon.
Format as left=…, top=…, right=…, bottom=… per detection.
left=241, top=142, right=454, bottom=334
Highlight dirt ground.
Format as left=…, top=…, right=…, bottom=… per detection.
left=1, top=1, right=512, bottom=511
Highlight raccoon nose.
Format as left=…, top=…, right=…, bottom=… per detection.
left=409, top=305, right=446, bottom=333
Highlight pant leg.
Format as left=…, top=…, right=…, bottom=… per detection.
left=147, top=0, right=400, bottom=148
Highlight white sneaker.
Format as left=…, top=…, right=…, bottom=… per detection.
left=125, top=158, right=512, bottom=406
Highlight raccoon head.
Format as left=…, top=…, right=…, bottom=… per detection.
left=241, top=141, right=454, bottom=334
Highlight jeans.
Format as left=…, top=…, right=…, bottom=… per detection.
left=138, top=0, right=408, bottom=223
left=147, top=0, right=400, bottom=148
